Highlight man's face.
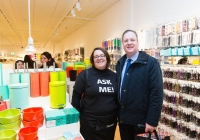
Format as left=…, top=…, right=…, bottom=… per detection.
left=122, top=31, right=139, bottom=57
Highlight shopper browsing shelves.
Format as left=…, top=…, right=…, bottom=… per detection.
left=24, top=55, right=35, bottom=69
left=15, top=60, right=24, bottom=69
left=72, top=47, right=117, bottom=140
left=116, top=29, right=163, bottom=140
left=40, top=51, right=58, bottom=68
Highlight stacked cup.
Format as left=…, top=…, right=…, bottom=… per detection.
left=22, top=107, right=44, bottom=128
left=0, top=108, right=21, bottom=131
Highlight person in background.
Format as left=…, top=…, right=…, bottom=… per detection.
left=40, top=51, right=58, bottom=68
left=177, top=57, right=188, bottom=64
left=15, top=60, right=24, bottom=69
left=24, top=55, right=35, bottom=69
left=116, top=29, right=163, bottom=140
left=72, top=47, right=118, bottom=140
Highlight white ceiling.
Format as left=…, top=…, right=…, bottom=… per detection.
left=0, top=0, right=119, bottom=48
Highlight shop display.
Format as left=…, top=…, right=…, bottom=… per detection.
left=102, top=38, right=122, bottom=71
left=8, top=83, right=29, bottom=111
left=0, top=85, right=9, bottom=100
left=49, top=81, right=66, bottom=109
left=160, top=65, right=200, bottom=139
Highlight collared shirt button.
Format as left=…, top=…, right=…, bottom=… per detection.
left=124, top=90, right=126, bottom=92
left=127, top=73, right=129, bottom=75
left=120, top=121, right=122, bottom=123
left=122, top=106, right=124, bottom=108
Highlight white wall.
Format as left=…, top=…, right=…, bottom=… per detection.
left=55, top=0, right=133, bottom=57
left=133, top=0, right=200, bottom=30
left=56, top=0, right=200, bottom=56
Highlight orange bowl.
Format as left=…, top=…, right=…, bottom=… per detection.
left=18, top=127, right=38, bottom=140
left=22, top=107, right=43, bottom=121
left=22, top=115, right=44, bottom=128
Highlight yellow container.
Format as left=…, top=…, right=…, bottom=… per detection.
left=50, top=71, right=59, bottom=82
left=49, top=81, right=66, bottom=109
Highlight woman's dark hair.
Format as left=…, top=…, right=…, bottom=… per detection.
left=40, top=51, right=58, bottom=68
left=15, top=60, right=24, bottom=69
left=24, top=55, right=35, bottom=69
left=90, top=47, right=110, bottom=69
left=122, top=29, right=138, bottom=41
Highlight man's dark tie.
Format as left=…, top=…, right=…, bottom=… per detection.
left=121, top=59, right=131, bottom=100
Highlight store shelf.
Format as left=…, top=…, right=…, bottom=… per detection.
left=5, top=95, right=80, bottom=140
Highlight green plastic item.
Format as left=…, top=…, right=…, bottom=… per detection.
left=0, top=129, right=17, bottom=140
left=0, top=108, right=21, bottom=125
left=49, top=81, right=66, bottom=109
left=0, top=119, right=21, bottom=131
left=50, top=71, right=59, bottom=82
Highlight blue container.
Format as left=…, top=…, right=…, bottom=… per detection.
left=0, top=85, right=9, bottom=100
left=8, top=83, right=29, bottom=111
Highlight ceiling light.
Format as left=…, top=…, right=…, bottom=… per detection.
left=25, top=0, right=36, bottom=52
left=76, top=2, right=81, bottom=11
left=71, top=8, right=76, bottom=17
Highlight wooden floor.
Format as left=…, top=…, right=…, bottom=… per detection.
left=114, top=125, right=121, bottom=140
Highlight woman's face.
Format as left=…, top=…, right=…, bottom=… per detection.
left=93, top=50, right=107, bottom=70
left=17, top=61, right=24, bottom=69
left=40, top=55, right=49, bottom=64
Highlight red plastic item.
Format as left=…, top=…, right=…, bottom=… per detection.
left=18, top=126, right=38, bottom=140
left=30, top=72, right=40, bottom=97
left=22, top=107, right=44, bottom=122
left=74, top=137, right=83, bottom=140
left=0, top=101, right=7, bottom=111
left=22, top=116, right=44, bottom=128
left=66, top=66, right=74, bottom=78
left=39, top=72, right=50, bottom=96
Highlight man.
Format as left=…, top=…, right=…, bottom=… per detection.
left=116, top=29, right=163, bottom=140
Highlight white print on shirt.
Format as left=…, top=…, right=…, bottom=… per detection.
left=97, top=79, right=114, bottom=92
left=97, top=79, right=112, bottom=85
left=99, top=87, right=114, bottom=92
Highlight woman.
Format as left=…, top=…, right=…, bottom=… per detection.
left=40, top=51, right=58, bottom=68
left=72, top=47, right=117, bottom=140
left=15, top=60, right=24, bottom=69
left=24, top=55, right=35, bottom=69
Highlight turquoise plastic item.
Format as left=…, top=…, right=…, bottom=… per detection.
left=63, top=108, right=80, bottom=124
left=191, top=46, right=199, bottom=55
left=45, top=110, right=67, bottom=127
left=62, top=62, right=69, bottom=70
left=0, top=63, right=3, bottom=86
left=9, top=73, right=20, bottom=84
left=0, top=85, right=9, bottom=100
left=8, top=83, right=29, bottom=111
left=20, top=73, right=30, bottom=96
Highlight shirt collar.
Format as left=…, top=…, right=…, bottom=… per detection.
left=126, top=51, right=139, bottom=62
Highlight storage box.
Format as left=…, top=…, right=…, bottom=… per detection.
left=63, top=108, right=80, bottom=124
left=45, top=110, right=67, bottom=128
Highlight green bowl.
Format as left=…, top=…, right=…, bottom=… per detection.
left=0, top=119, right=21, bottom=131
left=0, top=108, right=21, bottom=125
left=0, top=129, right=17, bottom=140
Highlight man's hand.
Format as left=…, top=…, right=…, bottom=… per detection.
left=145, top=123, right=155, bottom=133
